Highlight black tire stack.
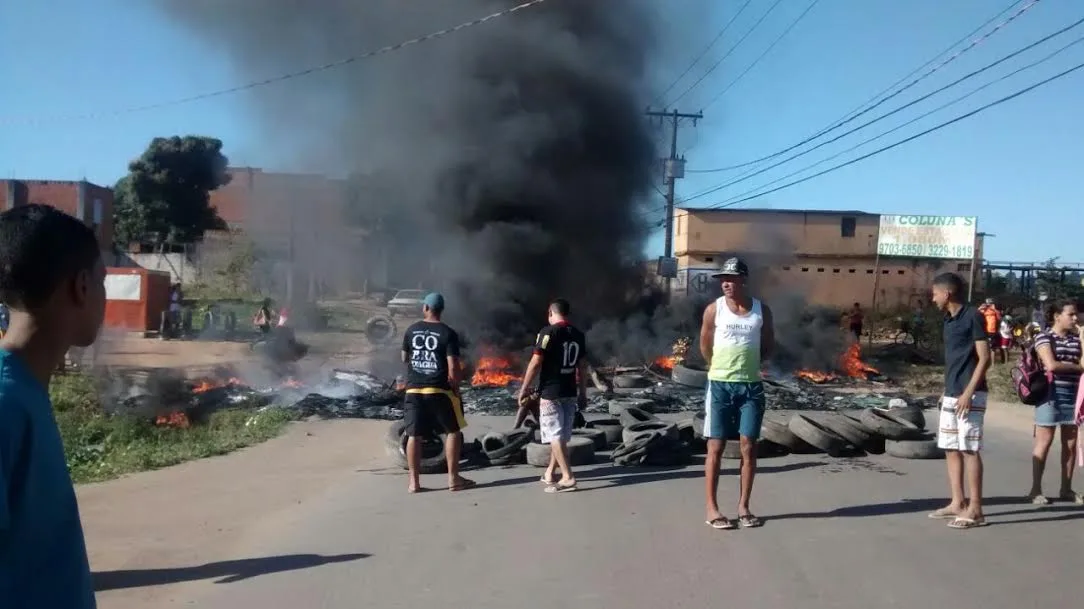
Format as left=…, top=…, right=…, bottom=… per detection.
left=782, top=406, right=941, bottom=459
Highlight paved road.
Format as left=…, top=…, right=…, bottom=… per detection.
left=92, top=409, right=1081, bottom=609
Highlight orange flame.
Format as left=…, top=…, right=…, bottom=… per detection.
left=797, top=370, right=837, bottom=383
left=654, top=355, right=679, bottom=371
left=191, top=378, right=243, bottom=393
left=839, top=343, right=879, bottom=377
left=471, top=352, right=519, bottom=387
left=280, top=378, right=304, bottom=389
left=155, top=411, right=190, bottom=428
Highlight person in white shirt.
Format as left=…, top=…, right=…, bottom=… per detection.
left=996, top=316, right=1013, bottom=363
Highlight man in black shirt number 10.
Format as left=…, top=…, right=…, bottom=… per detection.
left=400, top=293, right=476, bottom=494
left=518, top=299, right=588, bottom=493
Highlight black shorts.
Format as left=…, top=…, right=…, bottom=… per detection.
left=403, top=388, right=466, bottom=436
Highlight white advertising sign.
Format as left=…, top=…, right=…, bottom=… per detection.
left=105, top=274, right=142, bottom=301
left=877, top=215, right=977, bottom=259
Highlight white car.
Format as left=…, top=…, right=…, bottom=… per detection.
left=387, top=289, right=426, bottom=317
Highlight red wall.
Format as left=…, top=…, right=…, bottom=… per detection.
left=103, top=267, right=171, bottom=331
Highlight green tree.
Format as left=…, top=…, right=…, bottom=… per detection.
left=113, top=136, right=231, bottom=246
left=216, top=239, right=258, bottom=295
left=1036, top=257, right=1084, bottom=301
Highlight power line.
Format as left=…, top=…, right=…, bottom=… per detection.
left=669, top=0, right=787, bottom=105
left=682, top=13, right=1084, bottom=203
left=702, top=33, right=1084, bottom=209
left=700, top=0, right=821, bottom=111
left=687, top=0, right=1039, bottom=173
left=694, top=59, right=1084, bottom=210
left=652, top=0, right=755, bottom=107
left=0, top=0, right=549, bottom=126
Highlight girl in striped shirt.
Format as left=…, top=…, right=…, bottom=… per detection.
left=1029, top=300, right=1084, bottom=505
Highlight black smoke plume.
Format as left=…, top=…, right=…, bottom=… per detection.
left=151, top=0, right=708, bottom=357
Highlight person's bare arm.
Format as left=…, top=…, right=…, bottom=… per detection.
left=961, top=339, right=992, bottom=400
left=576, top=358, right=588, bottom=407
left=519, top=354, right=543, bottom=400
left=699, top=302, right=716, bottom=362
left=446, top=356, right=462, bottom=389
left=760, top=303, right=775, bottom=361
left=1036, top=342, right=1083, bottom=375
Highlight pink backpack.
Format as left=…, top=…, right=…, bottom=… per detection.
left=1010, top=340, right=1051, bottom=406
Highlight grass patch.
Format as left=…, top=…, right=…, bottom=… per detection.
left=895, top=362, right=1017, bottom=402
left=51, top=373, right=293, bottom=484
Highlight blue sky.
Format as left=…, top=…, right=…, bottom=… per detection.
left=1, top=0, right=1081, bottom=264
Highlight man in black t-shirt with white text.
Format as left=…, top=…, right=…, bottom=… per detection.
left=517, top=298, right=587, bottom=493
left=401, top=292, right=475, bottom=494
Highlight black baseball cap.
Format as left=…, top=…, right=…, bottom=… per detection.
left=711, top=257, right=749, bottom=278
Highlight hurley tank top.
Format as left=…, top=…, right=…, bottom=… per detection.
left=708, top=296, right=763, bottom=383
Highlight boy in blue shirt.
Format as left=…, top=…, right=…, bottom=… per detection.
left=0, top=204, right=106, bottom=608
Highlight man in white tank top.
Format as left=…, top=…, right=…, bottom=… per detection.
left=698, top=257, right=775, bottom=530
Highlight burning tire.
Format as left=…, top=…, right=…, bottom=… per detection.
left=788, top=414, right=854, bottom=457
left=613, top=374, right=651, bottom=389
left=571, top=428, right=608, bottom=451
left=617, top=406, right=658, bottom=427
left=622, top=421, right=678, bottom=445
left=671, top=363, right=708, bottom=388
left=585, top=418, right=623, bottom=446
left=525, top=436, right=596, bottom=467
left=384, top=420, right=447, bottom=474
left=480, top=429, right=532, bottom=466
left=885, top=433, right=944, bottom=459
left=608, top=398, right=657, bottom=417
left=882, top=405, right=926, bottom=430
left=858, top=408, right=924, bottom=441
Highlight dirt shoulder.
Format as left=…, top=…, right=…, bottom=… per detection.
left=80, top=418, right=391, bottom=609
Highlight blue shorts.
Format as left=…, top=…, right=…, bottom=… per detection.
left=703, top=381, right=766, bottom=440
left=1035, top=385, right=1077, bottom=427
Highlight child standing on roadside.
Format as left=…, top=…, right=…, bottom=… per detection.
left=0, top=204, right=105, bottom=608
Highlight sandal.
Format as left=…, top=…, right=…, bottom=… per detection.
left=448, top=478, right=477, bottom=492
left=1028, top=494, right=1050, bottom=506
left=544, top=482, right=577, bottom=493
left=947, top=517, right=988, bottom=530
left=738, top=514, right=763, bottom=528
left=705, top=517, right=736, bottom=530
left=927, top=507, right=961, bottom=520
left=540, top=476, right=557, bottom=485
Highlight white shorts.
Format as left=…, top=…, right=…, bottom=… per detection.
left=539, top=398, right=576, bottom=443
left=936, top=392, right=987, bottom=452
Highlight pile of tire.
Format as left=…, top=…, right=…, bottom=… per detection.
left=609, top=406, right=694, bottom=467
left=781, top=406, right=942, bottom=460
left=384, top=420, right=449, bottom=474
left=475, top=414, right=620, bottom=468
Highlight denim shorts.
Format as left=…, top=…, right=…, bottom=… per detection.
left=1035, top=386, right=1077, bottom=427
left=703, top=381, right=766, bottom=440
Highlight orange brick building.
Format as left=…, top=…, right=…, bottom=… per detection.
left=673, top=207, right=980, bottom=310
left=0, top=179, right=114, bottom=246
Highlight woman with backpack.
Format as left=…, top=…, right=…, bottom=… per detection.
left=1028, top=300, right=1084, bottom=505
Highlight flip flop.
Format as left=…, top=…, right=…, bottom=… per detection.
left=705, top=517, right=736, bottom=530
left=544, top=482, right=577, bottom=493
left=540, top=476, right=557, bottom=485
left=448, top=478, right=477, bottom=492
left=738, top=514, right=763, bottom=529
left=1059, top=492, right=1084, bottom=505
left=408, top=486, right=428, bottom=494
left=947, top=517, right=988, bottom=530
left=927, top=508, right=960, bottom=520
left=1029, top=494, right=1050, bottom=506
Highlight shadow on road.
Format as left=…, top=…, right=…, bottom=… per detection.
left=477, top=459, right=825, bottom=490
left=770, top=496, right=1031, bottom=520
left=93, top=552, right=370, bottom=591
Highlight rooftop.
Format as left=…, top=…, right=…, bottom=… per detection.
left=676, top=207, right=877, bottom=217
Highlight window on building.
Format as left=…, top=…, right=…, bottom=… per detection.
left=897, top=270, right=905, bottom=275
left=866, top=269, right=874, bottom=274
left=841, top=216, right=857, bottom=238
left=882, top=269, right=889, bottom=274
left=832, top=268, right=841, bottom=273
left=801, top=267, right=809, bottom=272
left=848, top=269, right=856, bottom=273
left=817, top=268, right=825, bottom=273
left=704, top=256, right=713, bottom=262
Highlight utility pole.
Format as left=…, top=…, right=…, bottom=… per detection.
left=646, top=107, right=702, bottom=296
left=968, top=231, right=994, bottom=301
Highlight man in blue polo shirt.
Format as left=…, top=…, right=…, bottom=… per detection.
left=928, top=272, right=991, bottom=530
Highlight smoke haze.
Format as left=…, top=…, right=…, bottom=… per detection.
left=152, top=0, right=721, bottom=353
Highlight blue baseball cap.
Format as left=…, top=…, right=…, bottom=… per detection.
left=423, top=292, right=445, bottom=312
